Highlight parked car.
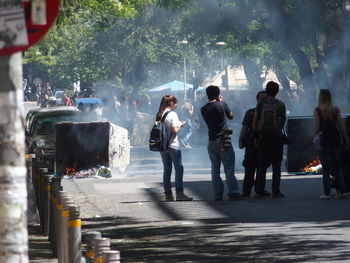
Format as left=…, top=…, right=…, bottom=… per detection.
left=25, top=106, right=85, bottom=172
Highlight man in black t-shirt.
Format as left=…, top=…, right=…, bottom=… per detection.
left=238, top=91, right=268, bottom=197
left=201, top=85, right=241, bottom=201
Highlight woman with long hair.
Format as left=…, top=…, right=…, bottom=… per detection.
left=314, top=89, right=348, bottom=199
left=156, top=95, right=193, bottom=201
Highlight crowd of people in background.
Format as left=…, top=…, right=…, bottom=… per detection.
left=23, top=77, right=350, bottom=201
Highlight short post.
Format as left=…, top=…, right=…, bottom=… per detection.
left=56, top=191, right=68, bottom=263
left=102, top=250, right=120, bottom=263
left=92, top=238, right=111, bottom=263
left=83, top=231, right=101, bottom=263
left=62, top=196, right=75, bottom=263
left=49, top=176, right=62, bottom=249
left=43, top=174, right=52, bottom=235
left=68, top=205, right=82, bottom=263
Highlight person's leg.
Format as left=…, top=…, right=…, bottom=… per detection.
left=167, top=148, right=184, bottom=193
left=255, top=145, right=269, bottom=196
left=319, top=149, right=332, bottom=196
left=242, top=146, right=257, bottom=196
left=220, top=145, right=239, bottom=195
left=208, top=141, right=224, bottom=200
left=160, top=151, right=173, bottom=196
left=271, top=145, right=283, bottom=196
left=331, top=147, right=347, bottom=194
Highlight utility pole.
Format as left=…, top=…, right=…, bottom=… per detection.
left=177, top=40, right=188, bottom=102
left=0, top=53, right=28, bottom=262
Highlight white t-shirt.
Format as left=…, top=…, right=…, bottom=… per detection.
left=162, top=110, right=181, bottom=149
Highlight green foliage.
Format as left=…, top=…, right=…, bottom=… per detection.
left=23, top=0, right=349, bottom=101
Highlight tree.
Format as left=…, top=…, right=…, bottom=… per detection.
left=0, top=54, right=28, bottom=261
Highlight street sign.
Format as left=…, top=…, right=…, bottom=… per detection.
left=0, top=0, right=60, bottom=56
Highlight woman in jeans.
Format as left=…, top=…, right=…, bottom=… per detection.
left=156, top=95, right=193, bottom=201
left=314, top=89, right=349, bottom=199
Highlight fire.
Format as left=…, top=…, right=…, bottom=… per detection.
left=302, top=159, right=322, bottom=173
left=65, top=163, right=77, bottom=175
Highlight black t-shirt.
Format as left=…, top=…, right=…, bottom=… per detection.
left=201, top=101, right=231, bottom=140
left=242, top=108, right=255, bottom=129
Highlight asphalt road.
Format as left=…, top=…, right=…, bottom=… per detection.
left=60, top=147, right=350, bottom=263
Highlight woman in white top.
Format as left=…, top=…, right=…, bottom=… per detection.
left=156, top=95, right=193, bottom=201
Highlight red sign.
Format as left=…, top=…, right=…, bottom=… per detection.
left=0, top=0, right=60, bottom=56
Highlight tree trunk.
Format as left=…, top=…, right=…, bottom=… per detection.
left=289, top=47, right=317, bottom=112
left=242, top=59, right=264, bottom=90
left=0, top=53, right=28, bottom=262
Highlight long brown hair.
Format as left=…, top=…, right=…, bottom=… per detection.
left=318, top=89, right=336, bottom=121
left=156, top=95, right=178, bottom=121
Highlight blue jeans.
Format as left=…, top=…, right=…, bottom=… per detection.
left=160, top=147, right=184, bottom=194
left=319, top=146, right=347, bottom=195
left=207, top=140, right=239, bottom=199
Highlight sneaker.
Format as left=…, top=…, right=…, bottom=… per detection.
left=176, top=192, right=193, bottom=201
left=320, top=195, right=331, bottom=200
left=165, top=193, right=174, bottom=202
left=228, top=193, right=244, bottom=200
left=262, top=190, right=272, bottom=197
left=335, top=193, right=348, bottom=199
left=272, top=192, right=285, bottom=199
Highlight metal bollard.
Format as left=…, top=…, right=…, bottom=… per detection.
left=68, top=205, right=82, bottom=263
left=62, top=196, right=75, bottom=263
left=83, top=231, right=101, bottom=263
left=43, top=174, right=52, bottom=235
left=56, top=191, right=69, bottom=263
left=49, top=177, right=62, bottom=249
left=102, top=250, right=120, bottom=263
left=92, top=238, right=111, bottom=263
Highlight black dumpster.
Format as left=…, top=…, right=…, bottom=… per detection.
left=55, top=122, right=130, bottom=175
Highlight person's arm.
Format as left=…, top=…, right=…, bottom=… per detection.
left=281, top=102, right=287, bottom=128
left=253, top=102, right=261, bottom=130
left=170, top=112, right=186, bottom=134
left=220, top=98, right=233, bottom=120
left=239, top=125, right=248, bottom=149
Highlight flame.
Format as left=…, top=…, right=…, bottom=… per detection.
left=302, top=159, right=321, bottom=172
left=65, top=163, right=77, bottom=175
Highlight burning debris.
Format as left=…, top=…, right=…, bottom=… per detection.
left=303, top=159, right=322, bottom=174
left=63, top=165, right=112, bottom=180
left=295, top=159, right=322, bottom=175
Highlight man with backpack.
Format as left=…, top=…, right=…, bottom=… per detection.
left=238, top=90, right=269, bottom=197
left=253, top=81, right=286, bottom=198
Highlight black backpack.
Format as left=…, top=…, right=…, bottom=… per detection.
left=317, top=108, right=343, bottom=148
left=259, top=98, right=280, bottom=135
left=149, top=111, right=171, bottom=152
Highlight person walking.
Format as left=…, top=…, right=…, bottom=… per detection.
left=314, top=89, right=348, bottom=199
left=201, top=85, right=241, bottom=201
left=238, top=90, right=270, bottom=197
left=253, top=81, right=286, bottom=198
left=156, top=95, right=193, bottom=202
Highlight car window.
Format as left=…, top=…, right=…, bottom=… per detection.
left=34, top=112, right=83, bottom=135
left=26, top=112, right=37, bottom=134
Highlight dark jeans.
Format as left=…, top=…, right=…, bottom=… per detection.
left=242, top=144, right=258, bottom=195
left=255, top=136, right=283, bottom=195
left=207, top=140, right=239, bottom=200
left=160, top=147, right=184, bottom=194
left=320, top=146, right=346, bottom=195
